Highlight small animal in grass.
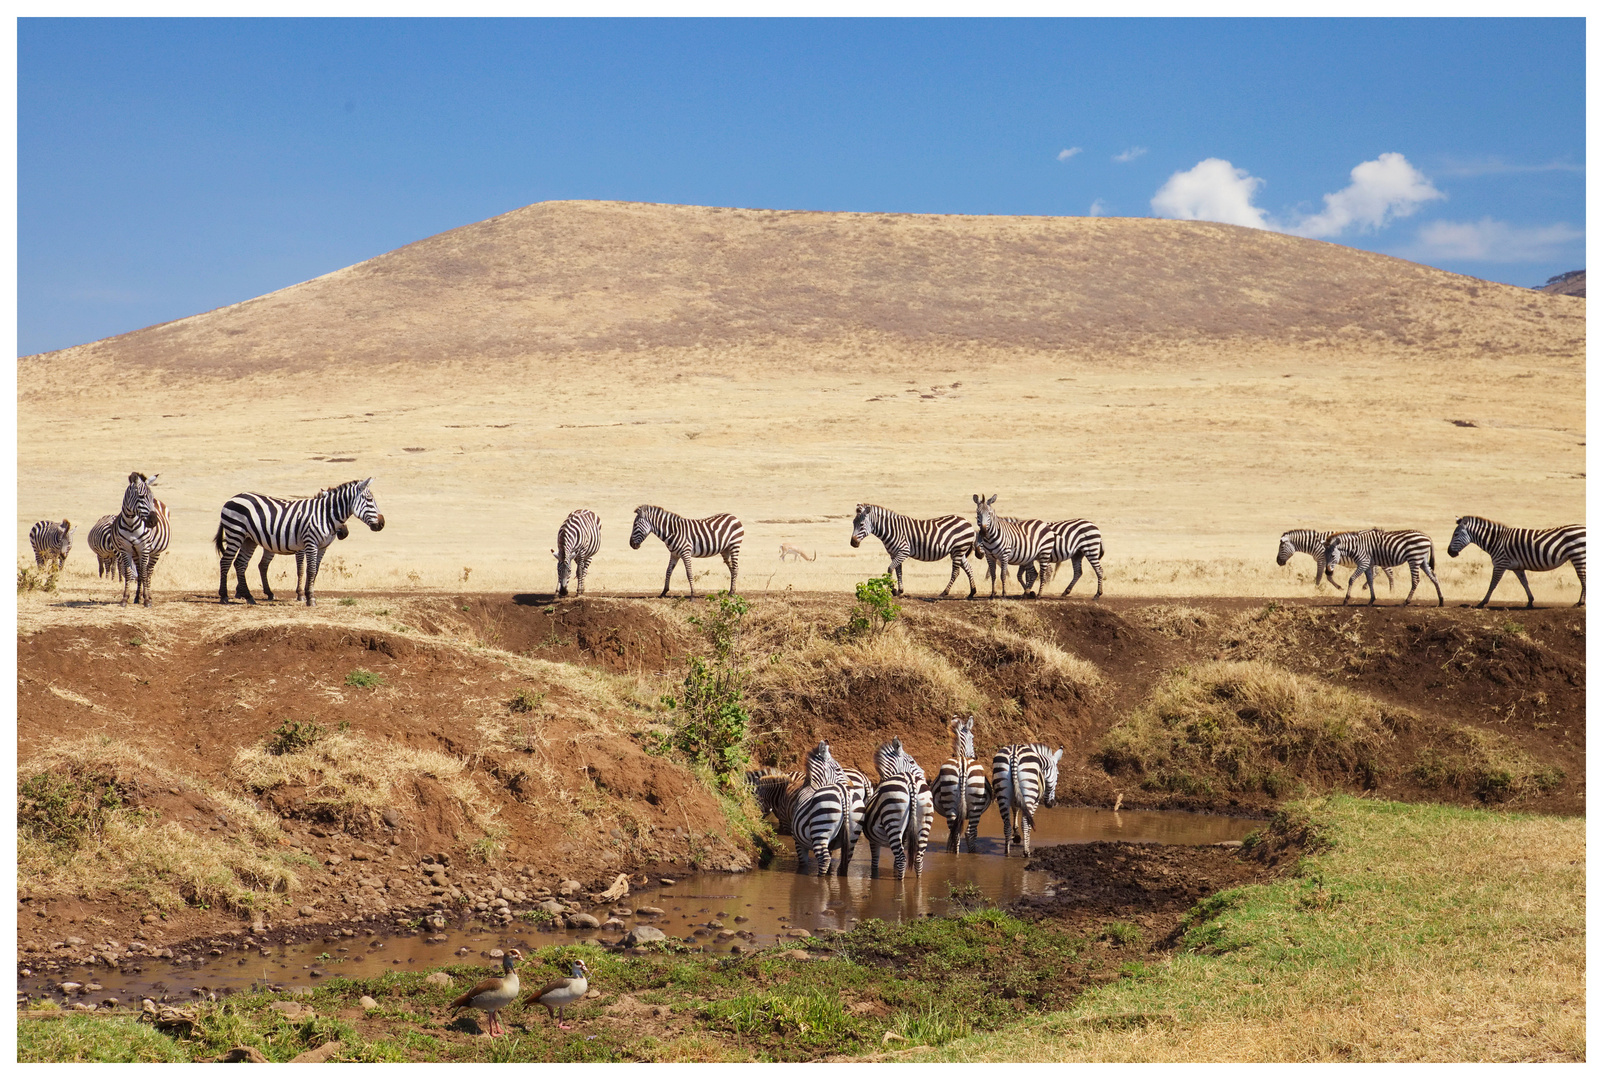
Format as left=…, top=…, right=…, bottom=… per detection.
left=449, top=948, right=523, bottom=1036
left=528, top=958, right=590, bottom=1030
left=779, top=544, right=816, bottom=562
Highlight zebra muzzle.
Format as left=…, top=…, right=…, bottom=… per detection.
left=369, top=515, right=386, bottom=531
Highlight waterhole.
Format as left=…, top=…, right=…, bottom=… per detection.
left=20, top=807, right=1257, bottom=1007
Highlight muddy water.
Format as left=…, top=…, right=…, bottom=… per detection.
left=21, top=807, right=1257, bottom=1007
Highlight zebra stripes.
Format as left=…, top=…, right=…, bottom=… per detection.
left=1448, top=516, right=1586, bottom=609
left=29, top=519, right=74, bottom=571
left=630, top=505, right=744, bottom=598
left=992, top=742, right=1062, bottom=858
left=553, top=509, right=601, bottom=597
left=748, top=768, right=803, bottom=835
left=791, top=741, right=855, bottom=876
left=1325, top=529, right=1442, bottom=607
left=850, top=503, right=980, bottom=598
left=1027, top=518, right=1106, bottom=599
left=933, top=714, right=993, bottom=854
left=87, top=515, right=124, bottom=580
left=214, top=478, right=385, bottom=606
left=114, top=473, right=170, bottom=607
left=1277, top=528, right=1395, bottom=592
left=974, top=495, right=1055, bottom=597
left=865, top=738, right=931, bottom=879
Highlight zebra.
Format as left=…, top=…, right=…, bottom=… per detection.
left=28, top=519, right=75, bottom=571
left=87, top=515, right=124, bottom=580
left=629, top=505, right=743, bottom=598
left=1020, top=519, right=1107, bottom=599
left=849, top=503, right=980, bottom=598
left=1277, top=528, right=1395, bottom=592
left=932, top=714, right=993, bottom=854
left=864, top=738, right=931, bottom=879
left=790, top=741, right=855, bottom=876
left=552, top=509, right=601, bottom=597
left=973, top=495, right=1055, bottom=597
left=991, top=742, right=1063, bottom=858
left=1447, top=516, right=1585, bottom=609
left=747, top=768, right=803, bottom=836
left=113, top=472, right=170, bottom=607
left=1324, top=529, right=1443, bottom=607
left=214, top=478, right=385, bottom=606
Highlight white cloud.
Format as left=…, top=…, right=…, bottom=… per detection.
left=1057, top=147, right=1082, bottom=162
left=1288, top=153, right=1443, bottom=238
left=1088, top=199, right=1108, bottom=217
left=1149, top=158, right=1270, bottom=230
left=1409, top=219, right=1584, bottom=262
left=1113, top=147, right=1147, bottom=163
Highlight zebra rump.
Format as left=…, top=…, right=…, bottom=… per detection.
left=1025, top=518, right=1106, bottom=599
left=991, top=742, right=1063, bottom=858
left=790, top=741, right=854, bottom=875
left=29, top=519, right=74, bottom=571
left=933, top=714, right=993, bottom=854
left=553, top=509, right=601, bottom=597
left=87, top=515, right=124, bottom=579
left=1448, top=515, right=1585, bottom=609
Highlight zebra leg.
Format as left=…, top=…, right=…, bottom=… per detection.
left=120, top=549, right=133, bottom=606
left=945, top=811, right=960, bottom=854
left=1573, top=558, right=1585, bottom=607
left=960, top=554, right=977, bottom=600
left=141, top=549, right=157, bottom=607
left=682, top=555, right=697, bottom=597
left=939, top=555, right=960, bottom=598
left=233, top=541, right=258, bottom=603
left=965, top=815, right=981, bottom=854
left=868, top=838, right=881, bottom=878
left=258, top=551, right=277, bottom=601
left=1021, top=814, right=1033, bottom=858
left=1422, top=560, right=1444, bottom=607
left=1512, top=568, right=1535, bottom=609
left=891, top=558, right=906, bottom=597
left=1371, top=566, right=1385, bottom=605
left=1476, top=566, right=1505, bottom=609
left=1384, top=566, right=1397, bottom=593
left=726, top=546, right=740, bottom=595
left=1090, top=556, right=1104, bottom=600
left=302, top=543, right=323, bottom=606
left=576, top=554, right=591, bottom=596
left=813, top=839, right=833, bottom=877
left=794, top=836, right=810, bottom=874
left=891, top=839, right=906, bottom=881
left=659, top=554, right=679, bottom=598
left=1342, top=567, right=1360, bottom=605
left=218, top=542, right=233, bottom=603
left=296, top=552, right=306, bottom=601
left=1064, top=555, right=1085, bottom=596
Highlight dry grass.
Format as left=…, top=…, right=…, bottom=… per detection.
left=747, top=624, right=986, bottom=720
left=1133, top=604, right=1218, bottom=638
left=1410, top=724, right=1565, bottom=803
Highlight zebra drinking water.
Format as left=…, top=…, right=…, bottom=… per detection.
left=791, top=741, right=855, bottom=876
left=973, top=495, right=1055, bottom=597
left=849, top=503, right=980, bottom=598
left=1447, top=516, right=1585, bottom=609
left=933, top=715, right=993, bottom=854
left=114, top=472, right=170, bottom=607
left=552, top=509, right=601, bottom=597
left=214, top=478, right=385, bottom=606
left=629, top=505, right=743, bottom=597
left=991, top=742, right=1062, bottom=858
left=1277, top=528, right=1395, bottom=592
left=1324, top=529, right=1443, bottom=607
left=865, top=738, right=932, bottom=879
left=28, top=519, right=74, bottom=571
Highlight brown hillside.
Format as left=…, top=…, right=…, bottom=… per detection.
left=21, top=201, right=1583, bottom=377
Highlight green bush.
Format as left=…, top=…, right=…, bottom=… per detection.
left=268, top=720, right=327, bottom=756
left=344, top=669, right=384, bottom=690
left=661, top=592, right=751, bottom=783
left=19, top=769, right=125, bottom=850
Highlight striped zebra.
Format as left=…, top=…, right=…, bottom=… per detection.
left=849, top=503, right=980, bottom=598
left=748, top=768, right=803, bottom=836
left=87, top=515, right=127, bottom=580
left=1448, top=516, right=1585, bottom=609
left=214, top=478, right=385, bottom=606
left=1324, top=529, right=1443, bottom=607
left=629, top=505, right=743, bottom=598
left=1021, top=519, right=1107, bottom=599
left=28, top=519, right=75, bottom=571
left=973, top=495, right=1055, bottom=598
left=791, top=741, right=856, bottom=876
left=932, top=715, right=993, bottom=854
left=552, top=509, right=601, bottom=597
left=114, top=472, right=170, bottom=607
left=1277, top=528, right=1394, bottom=592
left=865, top=739, right=931, bottom=879
left=991, top=742, right=1063, bottom=858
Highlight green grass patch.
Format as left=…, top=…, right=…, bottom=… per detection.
left=344, top=669, right=384, bottom=689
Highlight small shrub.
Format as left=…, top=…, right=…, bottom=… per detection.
left=845, top=574, right=900, bottom=638
left=338, top=598, right=357, bottom=607
left=17, top=563, right=59, bottom=594
left=663, top=592, right=751, bottom=783
left=1102, top=921, right=1144, bottom=946
left=508, top=689, right=545, bottom=714
left=345, top=669, right=384, bottom=690
left=19, top=769, right=124, bottom=849
left=267, top=720, right=327, bottom=756
left=944, top=880, right=989, bottom=914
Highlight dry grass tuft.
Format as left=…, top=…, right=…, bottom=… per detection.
left=1135, top=604, right=1218, bottom=638
left=1410, top=724, right=1565, bottom=803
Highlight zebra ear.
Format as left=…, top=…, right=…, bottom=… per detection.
left=972, top=494, right=982, bottom=507
left=1053, top=748, right=1063, bottom=764
left=550, top=548, right=559, bottom=560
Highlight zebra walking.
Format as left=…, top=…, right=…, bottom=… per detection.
left=214, top=478, right=385, bottom=606
left=114, top=472, right=170, bottom=607
left=991, top=742, right=1062, bottom=858
left=849, top=503, right=980, bottom=598
left=1324, top=529, right=1443, bottom=607
left=973, top=495, right=1055, bottom=597
left=1277, top=528, right=1394, bottom=592
left=629, top=505, right=743, bottom=597
left=1026, top=518, right=1107, bottom=599
left=86, top=515, right=125, bottom=580
left=552, top=509, right=601, bottom=597
left=791, top=741, right=856, bottom=876
left=864, top=738, right=931, bottom=879
left=28, top=519, right=75, bottom=571
left=933, top=715, right=993, bottom=854
left=1448, top=516, right=1585, bottom=609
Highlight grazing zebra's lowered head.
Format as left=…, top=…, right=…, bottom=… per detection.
left=874, top=737, right=926, bottom=784
left=947, top=714, right=976, bottom=759
left=29, top=519, right=74, bottom=570
left=805, top=740, right=845, bottom=787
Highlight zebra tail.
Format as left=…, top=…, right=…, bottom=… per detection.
left=1013, top=772, right=1033, bottom=830
left=213, top=523, right=226, bottom=554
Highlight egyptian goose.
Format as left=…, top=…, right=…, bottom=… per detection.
left=448, top=948, right=523, bottom=1036
left=529, top=959, right=590, bottom=1030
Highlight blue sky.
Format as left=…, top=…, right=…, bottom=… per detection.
left=18, top=17, right=1585, bottom=356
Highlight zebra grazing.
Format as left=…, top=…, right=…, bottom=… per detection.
left=629, top=505, right=743, bottom=598
left=791, top=741, right=856, bottom=876
left=973, top=495, right=1055, bottom=597
left=552, top=509, right=601, bottom=597
left=1277, top=529, right=1395, bottom=592
left=1324, top=529, right=1443, bottom=607
left=1027, top=519, right=1107, bottom=599
left=28, top=519, right=75, bottom=571
left=214, top=478, right=385, bottom=606
left=850, top=503, right=980, bottom=598
left=87, top=515, right=125, bottom=580
left=991, top=742, right=1063, bottom=858
left=865, top=738, right=932, bottom=879
left=114, top=472, right=170, bottom=607
left=933, top=715, right=993, bottom=854
left=1448, top=516, right=1585, bottom=609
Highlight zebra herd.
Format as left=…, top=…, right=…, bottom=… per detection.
left=747, top=717, right=1063, bottom=878
left=27, top=473, right=176, bottom=606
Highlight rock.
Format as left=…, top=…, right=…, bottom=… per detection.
left=624, top=926, right=667, bottom=946
left=298, top=907, right=318, bottom=918
left=268, top=1000, right=315, bottom=1020
left=59, top=982, right=83, bottom=994
left=728, top=944, right=746, bottom=955
left=782, top=949, right=812, bottom=961
left=73, top=1002, right=96, bottom=1012
left=539, top=899, right=566, bottom=915
left=142, top=914, right=161, bottom=925
left=567, top=913, right=601, bottom=929
left=456, top=947, right=471, bottom=956
left=559, top=880, right=582, bottom=896
left=381, top=808, right=401, bottom=828
left=424, top=971, right=454, bottom=987
left=785, top=928, right=811, bottom=938
left=636, top=905, right=665, bottom=916
left=659, top=878, right=676, bottom=886
left=715, top=930, right=736, bottom=941
left=217, top=1046, right=269, bottom=1063
left=326, top=855, right=343, bottom=866
left=499, top=887, right=517, bottom=902
left=65, top=936, right=86, bottom=946
left=359, top=996, right=379, bottom=1011
left=290, top=1042, right=342, bottom=1064
left=601, top=919, right=626, bottom=931
left=488, top=949, right=505, bottom=958
left=585, top=988, right=602, bottom=998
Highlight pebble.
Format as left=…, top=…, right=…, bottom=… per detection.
left=59, top=982, right=83, bottom=994
left=424, top=972, right=453, bottom=987
left=559, top=880, right=582, bottom=896
left=359, top=996, right=379, bottom=1011
left=636, top=906, right=665, bottom=916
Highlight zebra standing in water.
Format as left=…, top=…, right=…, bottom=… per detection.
left=791, top=741, right=855, bottom=876
left=1324, top=529, right=1443, bottom=607
left=87, top=515, right=125, bottom=580
left=1448, top=516, right=1585, bottom=609
left=629, top=505, right=744, bottom=598
left=1021, top=518, right=1107, bottom=599
left=214, top=478, right=385, bottom=606
left=749, top=764, right=870, bottom=843
left=864, top=738, right=931, bottom=879
left=849, top=503, right=980, bottom=598
left=552, top=509, right=601, bottom=597
left=933, top=715, right=993, bottom=854
left=973, top=495, right=1055, bottom=597
left=114, top=472, right=170, bottom=607
left=1277, top=529, right=1394, bottom=592
left=28, top=519, right=75, bottom=571
left=991, top=742, right=1062, bottom=858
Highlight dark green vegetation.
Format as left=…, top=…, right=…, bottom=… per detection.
left=18, top=766, right=126, bottom=851
left=658, top=591, right=753, bottom=784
